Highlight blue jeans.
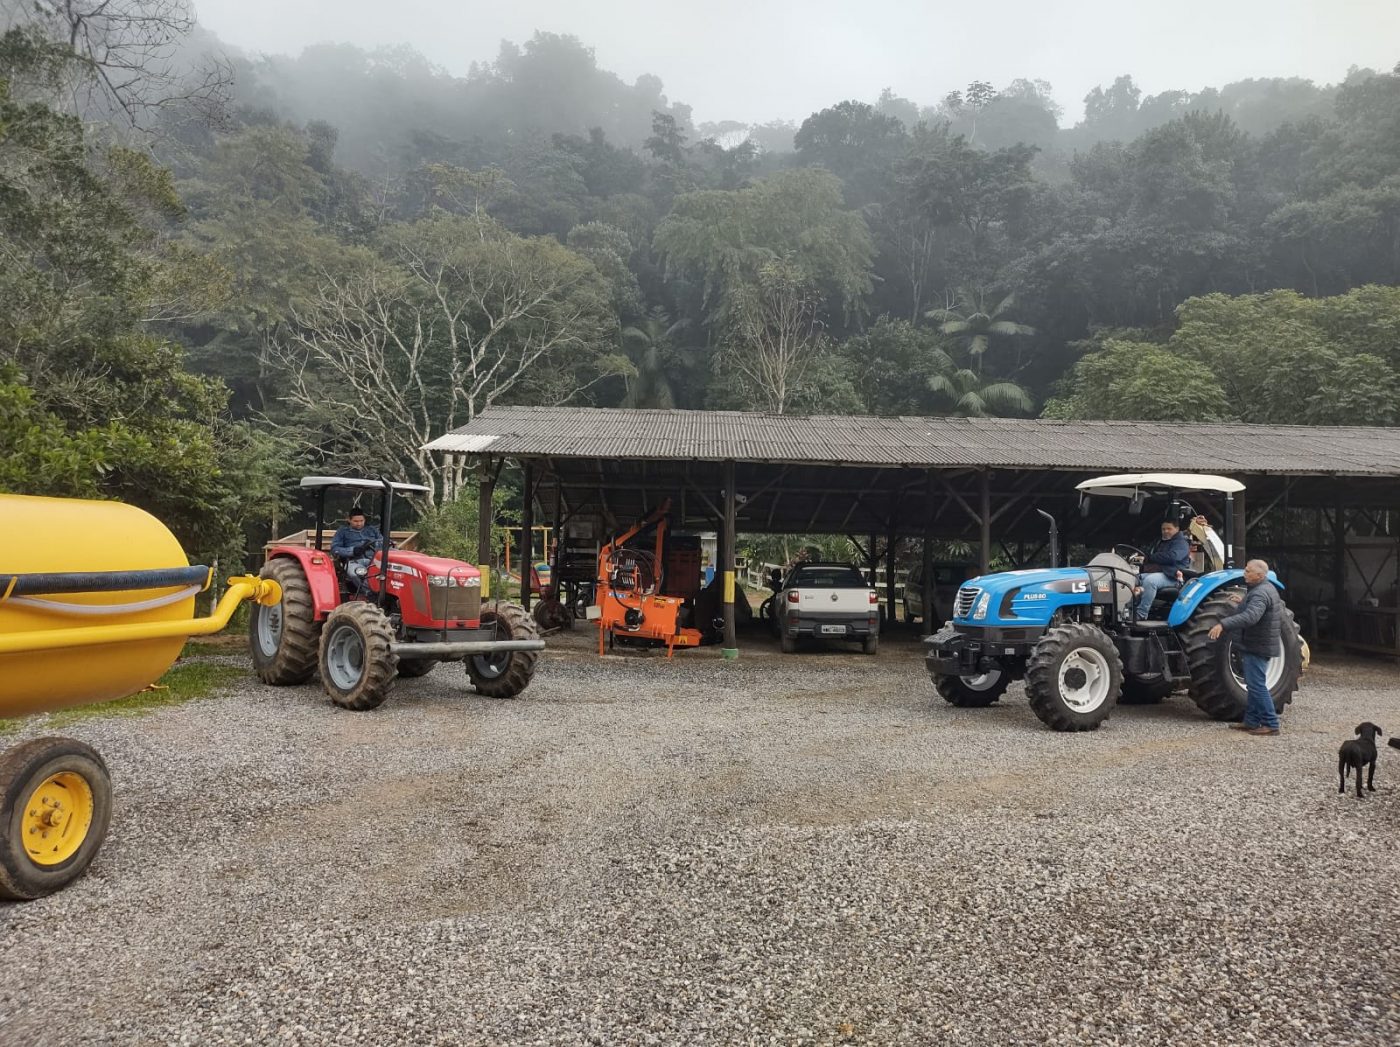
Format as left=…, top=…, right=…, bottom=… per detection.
left=1242, top=651, right=1279, bottom=729
left=1135, top=572, right=1176, bottom=619
left=345, top=556, right=373, bottom=594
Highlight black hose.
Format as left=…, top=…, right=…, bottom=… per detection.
left=0, top=566, right=210, bottom=596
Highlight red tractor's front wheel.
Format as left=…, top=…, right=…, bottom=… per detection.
left=467, top=601, right=541, bottom=699
left=319, top=602, right=398, bottom=710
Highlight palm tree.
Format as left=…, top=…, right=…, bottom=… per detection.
left=619, top=308, right=683, bottom=409
left=926, top=288, right=1036, bottom=374
left=927, top=366, right=1035, bottom=417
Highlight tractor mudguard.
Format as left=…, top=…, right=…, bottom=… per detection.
left=266, top=548, right=341, bottom=620
left=953, top=568, right=1094, bottom=628
left=1167, top=569, right=1284, bottom=628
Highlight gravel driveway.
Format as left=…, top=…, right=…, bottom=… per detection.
left=2, top=631, right=1399, bottom=1046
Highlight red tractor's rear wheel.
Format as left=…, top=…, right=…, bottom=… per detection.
left=318, top=602, right=398, bottom=710
left=250, top=558, right=321, bottom=685
left=467, top=601, right=541, bottom=699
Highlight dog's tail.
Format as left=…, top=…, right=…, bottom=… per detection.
left=1390, top=737, right=1400, bottom=751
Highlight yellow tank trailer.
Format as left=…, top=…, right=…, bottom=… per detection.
left=0, top=494, right=280, bottom=900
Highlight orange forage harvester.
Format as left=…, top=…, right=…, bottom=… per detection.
left=594, top=499, right=702, bottom=658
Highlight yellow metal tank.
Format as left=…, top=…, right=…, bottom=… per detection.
left=0, top=494, right=198, bottom=718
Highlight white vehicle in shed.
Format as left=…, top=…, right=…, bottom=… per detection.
left=775, top=562, right=881, bottom=655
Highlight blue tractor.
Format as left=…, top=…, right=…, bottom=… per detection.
left=924, top=474, right=1304, bottom=732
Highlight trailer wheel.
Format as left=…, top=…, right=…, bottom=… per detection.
left=249, top=557, right=321, bottom=685
left=1025, top=622, right=1123, bottom=731
left=467, top=601, right=541, bottom=699
left=396, top=658, right=438, bottom=678
left=935, top=670, right=1009, bottom=707
left=1181, top=591, right=1301, bottom=721
left=0, top=738, right=113, bottom=901
left=318, top=602, right=398, bottom=710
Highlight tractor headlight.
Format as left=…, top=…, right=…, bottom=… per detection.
left=427, top=575, right=458, bottom=587
left=973, top=591, right=991, bottom=620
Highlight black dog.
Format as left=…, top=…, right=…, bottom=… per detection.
left=1339, top=723, right=1383, bottom=799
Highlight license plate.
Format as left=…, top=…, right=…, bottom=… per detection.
left=820, top=625, right=847, bottom=635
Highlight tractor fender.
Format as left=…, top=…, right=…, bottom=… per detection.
left=1167, top=569, right=1284, bottom=628
left=266, top=547, right=341, bottom=620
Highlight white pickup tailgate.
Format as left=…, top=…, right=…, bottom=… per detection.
left=794, top=586, right=872, bottom=614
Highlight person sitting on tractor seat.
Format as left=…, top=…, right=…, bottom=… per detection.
left=331, top=508, right=385, bottom=595
left=1133, top=517, right=1192, bottom=620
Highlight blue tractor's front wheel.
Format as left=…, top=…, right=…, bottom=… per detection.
left=935, top=669, right=1010, bottom=707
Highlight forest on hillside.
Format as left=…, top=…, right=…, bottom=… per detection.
left=4, top=2, right=1400, bottom=565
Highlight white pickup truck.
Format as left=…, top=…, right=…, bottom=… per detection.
left=775, top=562, right=880, bottom=655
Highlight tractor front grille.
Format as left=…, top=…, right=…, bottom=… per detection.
left=430, top=584, right=481, bottom=624
left=954, top=586, right=980, bottom=619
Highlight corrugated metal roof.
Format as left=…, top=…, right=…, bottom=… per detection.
left=424, top=407, right=1400, bottom=477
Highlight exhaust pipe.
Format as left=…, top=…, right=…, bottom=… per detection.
left=1036, top=509, right=1059, bottom=568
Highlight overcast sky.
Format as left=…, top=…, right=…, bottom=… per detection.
left=194, top=0, right=1400, bottom=125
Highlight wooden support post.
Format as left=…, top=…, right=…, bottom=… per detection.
left=477, top=457, right=495, bottom=600
left=885, top=526, right=898, bottom=627
left=979, top=470, right=992, bottom=575
left=722, top=461, right=738, bottom=656
left=1333, top=499, right=1348, bottom=614
left=923, top=470, right=936, bottom=636
left=1236, top=490, right=1247, bottom=566
left=520, top=460, right=534, bottom=612
left=550, top=479, right=564, bottom=599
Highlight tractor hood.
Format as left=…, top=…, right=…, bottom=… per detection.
left=952, top=567, right=1093, bottom=628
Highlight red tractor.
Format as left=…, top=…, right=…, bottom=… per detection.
left=249, top=477, right=543, bottom=709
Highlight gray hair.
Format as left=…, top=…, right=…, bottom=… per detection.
left=1246, top=558, right=1269, bottom=574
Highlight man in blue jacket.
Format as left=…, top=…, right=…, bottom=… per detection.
left=331, top=508, right=385, bottom=594
left=1134, top=518, right=1192, bottom=620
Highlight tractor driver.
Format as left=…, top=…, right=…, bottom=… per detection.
left=331, top=508, right=385, bottom=595
left=1132, top=517, right=1192, bottom=620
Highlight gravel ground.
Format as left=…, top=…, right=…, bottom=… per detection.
left=2, top=629, right=1399, bottom=1046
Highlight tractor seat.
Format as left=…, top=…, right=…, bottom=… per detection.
left=1130, top=620, right=1173, bottom=633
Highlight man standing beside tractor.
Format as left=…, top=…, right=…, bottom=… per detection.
left=1211, top=558, right=1285, bottom=736
left=331, top=508, right=384, bottom=594
left=1133, top=517, right=1193, bottom=620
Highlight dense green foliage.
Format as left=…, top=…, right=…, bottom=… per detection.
left=3, top=10, right=1399, bottom=564
left=0, top=32, right=284, bottom=564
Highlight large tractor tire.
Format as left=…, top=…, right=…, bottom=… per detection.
left=0, top=738, right=113, bottom=901
left=250, top=557, right=321, bottom=685
left=466, top=601, right=541, bottom=699
left=318, top=602, right=398, bottom=710
left=1025, top=622, right=1123, bottom=731
left=1181, top=590, right=1302, bottom=721
left=935, top=670, right=1010, bottom=708
left=396, top=658, right=438, bottom=679
left=1119, top=674, right=1175, bottom=705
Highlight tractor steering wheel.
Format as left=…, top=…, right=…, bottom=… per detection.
left=1112, top=543, right=1147, bottom=564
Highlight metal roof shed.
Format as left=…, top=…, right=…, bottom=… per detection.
left=426, top=406, right=1400, bottom=656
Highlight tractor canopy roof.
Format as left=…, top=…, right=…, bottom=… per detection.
left=1075, top=473, right=1245, bottom=498
left=299, top=476, right=432, bottom=495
